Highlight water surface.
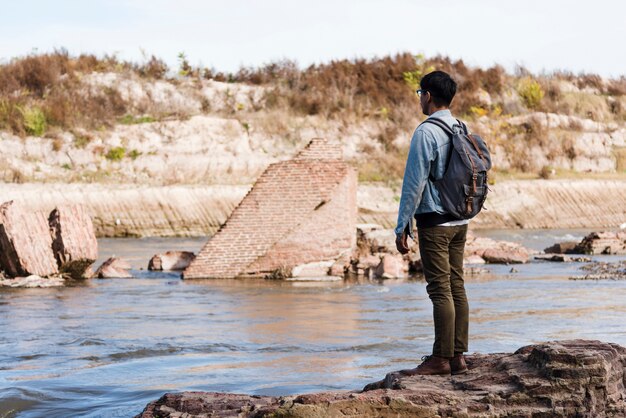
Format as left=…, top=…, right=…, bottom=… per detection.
left=1, top=229, right=625, bottom=417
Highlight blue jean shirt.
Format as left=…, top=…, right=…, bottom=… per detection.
left=395, top=109, right=460, bottom=239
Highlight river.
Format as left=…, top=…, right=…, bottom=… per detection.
left=1, top=229, right=625, bottom=417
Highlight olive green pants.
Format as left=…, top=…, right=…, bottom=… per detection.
left=417, top=224, right=469, bottom=358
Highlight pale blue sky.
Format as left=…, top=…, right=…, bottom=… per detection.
left=1, top=0, right=624, bottom=77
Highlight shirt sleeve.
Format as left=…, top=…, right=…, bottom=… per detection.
left=394, top=128, right=436, bottom=238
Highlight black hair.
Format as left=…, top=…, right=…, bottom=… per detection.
left=420, top=71, right=457, bottom=107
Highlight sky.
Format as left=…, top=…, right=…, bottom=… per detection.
left=1, top=0, right=624, bottom=77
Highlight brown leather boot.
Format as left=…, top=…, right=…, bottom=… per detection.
left=399, top=355, right=451, bottom=376
left=450, top=353, right=468, bottom=375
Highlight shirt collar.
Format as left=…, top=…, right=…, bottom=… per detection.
left=429, top=109, right=452, bottom=119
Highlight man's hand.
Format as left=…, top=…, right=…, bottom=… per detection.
left=395, top=232, right=410, bottom=255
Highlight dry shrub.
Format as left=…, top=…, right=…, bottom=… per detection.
left=0, top=51, right=130, bottom=135
left=606, top=77, right=626, bottom=96
left=576, top=73, right=604, bottom=91
left=136, top=55, right=168, bottom=79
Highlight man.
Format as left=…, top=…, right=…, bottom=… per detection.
left=395, top=70, right=469, bottom=376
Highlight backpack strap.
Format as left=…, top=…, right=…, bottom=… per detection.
left=420, top=118, right=456, bottom=182
left=455, top=119, right=469, bottom=134
left=420, top=118, right=455, bottom=136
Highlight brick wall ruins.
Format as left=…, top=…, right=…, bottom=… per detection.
left=183, top=138, right=357, bottom=279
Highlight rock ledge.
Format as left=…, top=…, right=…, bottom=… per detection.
left=137, top=339, right=626, bottom=417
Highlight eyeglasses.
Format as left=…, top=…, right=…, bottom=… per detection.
left=416, top=89, right=428, bottom=97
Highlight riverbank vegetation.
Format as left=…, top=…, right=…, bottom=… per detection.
left=0, top=50, right=624, bottom=184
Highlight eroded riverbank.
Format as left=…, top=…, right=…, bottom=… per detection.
left=1, top=179, right=625, bottom=237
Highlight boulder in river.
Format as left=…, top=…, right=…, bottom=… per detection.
left=374, top=254, right=406, bottom=279
left=136, top=339, right=626, bottom=417
left=543, top=241, right=579, bottom=254
left=482, top=248, right=529, bottom=264
left=0, top=201, right=58, bottom=277
left=49, top=205, right=98, bottom=279
left=93, top=257, right=132, bottom=278
left=148, top=251, right=195, bottom=271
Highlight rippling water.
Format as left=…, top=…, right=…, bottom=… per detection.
left=1, top=229, right=625, bottom=417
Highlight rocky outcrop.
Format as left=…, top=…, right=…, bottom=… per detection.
left=49, top=205, right=98, bottom=279
left=93, top=257, right=132, bottom=278
left=136, top=340, right=626, bottom=417
left=148, top=251, right=195, bottom=271
left=0, top=201, right=58, bottom=277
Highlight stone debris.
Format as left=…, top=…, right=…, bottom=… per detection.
left=374, top=254, right=406, bottom=279
left=136, top=339, right=626, bottom=418
left=482, top=248, right=529, bottom=264
left=148, top=251, right=196, bottom=271
left=291, top=260, right=334, bottom=278
left=93, top=257, right=133, bottom=278
left=49, top=205, right=98, bottom=279
left=328, top=252, right=351, bottom=277
left=570, top=261, right=626, bottom=280
left=574, top=231, right=626, bottom=255
left=543, top=241, right=579, bottom=254
left=0, top=274, right=65, bottom=288
left=465, top=234, right=531, bottom=264
left=0, top=201, right=98, bottom=285
left=0, top=201, right=59, bottom=277
left=534, top=254, right=591, bottom=262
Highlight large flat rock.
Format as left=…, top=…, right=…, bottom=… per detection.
left=136, top=339, right=626, bottom=417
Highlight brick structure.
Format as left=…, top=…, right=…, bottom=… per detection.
left=183, top=138, right=357, bottom=279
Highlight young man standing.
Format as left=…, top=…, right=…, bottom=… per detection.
left=395, top=70, right=469, bottom=376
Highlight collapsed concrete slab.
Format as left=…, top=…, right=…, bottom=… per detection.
left=0, top=201, right=58, bottom=277
left=183, top=138, right=357, bottom=279
left=49, top=205, right=98, bottom=279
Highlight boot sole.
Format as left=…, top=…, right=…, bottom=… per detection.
left=451, top=369, right=468, bottom=375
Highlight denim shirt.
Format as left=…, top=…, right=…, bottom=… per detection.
left=395, top=109, right=460, bottom=239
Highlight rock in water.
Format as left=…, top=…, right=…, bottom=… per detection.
left=0, top=201, right=58, bottom=277
left=93, top=257, right=132, bottom=278
left=148, top=251, right=196, bottom=271
left=49, top=205, right=98, bottom=279
left=374, top=254, right=406, bottom=279
left=0, top=274, right=65, bottom=288
left=482, top=248, right=529, bottom=264
left=543, top=241, right=579, bottom=254
left=575, top=231, right=626, bottom=255
left=136, top=340, right=626, bottom=417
